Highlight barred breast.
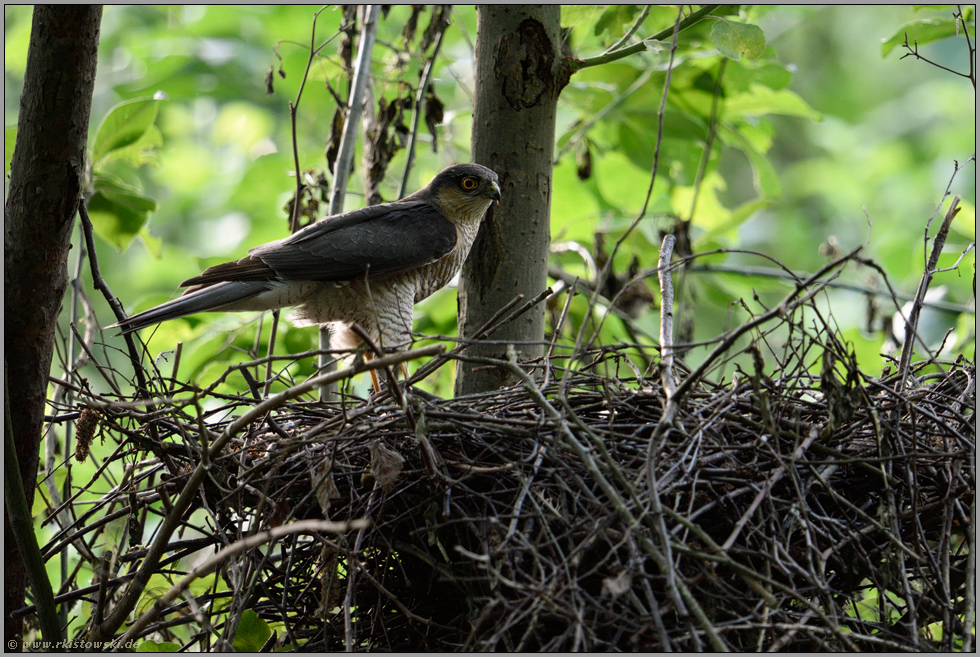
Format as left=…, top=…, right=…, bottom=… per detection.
left=413, top=213, right=483, bottom=302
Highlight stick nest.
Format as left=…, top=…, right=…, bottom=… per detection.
left=43, top=328, right=974, bottom=651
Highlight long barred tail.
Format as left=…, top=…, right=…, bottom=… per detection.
left=108, top=281, right=271, bottom=333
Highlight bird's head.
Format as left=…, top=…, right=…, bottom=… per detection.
left=425, top=163, right=501, bottom=224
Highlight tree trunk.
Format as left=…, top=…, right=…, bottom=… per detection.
left=455, top=5, right=567, bottom=396
left=4, top=5, right=102, bottom=647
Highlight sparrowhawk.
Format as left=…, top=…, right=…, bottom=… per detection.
left=111, top=163, right=501, bottom=364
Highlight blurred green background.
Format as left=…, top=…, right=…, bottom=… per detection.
left=4, top=5, right=975, bottom=399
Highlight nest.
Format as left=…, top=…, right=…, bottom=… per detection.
left=24, top=226, right=975, bottom=651
left=35, top=329, right=974, bottom=651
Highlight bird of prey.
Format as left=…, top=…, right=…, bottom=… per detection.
left=112, top=163, right=501, bottom=368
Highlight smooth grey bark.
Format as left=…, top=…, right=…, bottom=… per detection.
left=4, top=5, right=102, bottom=647
left=455, top=5, right=568, bottom=396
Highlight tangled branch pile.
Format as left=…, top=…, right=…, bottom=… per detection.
left=34, top=301, right=974, bottom=651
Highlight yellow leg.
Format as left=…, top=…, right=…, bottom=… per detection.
left=365, top=352, right=381, bottom=393
left=363, top=353, right=409, bottom=394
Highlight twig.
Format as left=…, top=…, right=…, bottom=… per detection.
left=601, top=5, right=652, bottom=56
left=114, top=519, right=369, bottom=648
left=570, top=6, right=686, bottom=362
left=658, top=234, right=677, bottom=398
left=896, top=196, right=960, bottom=388
left=319, top=5, right=382, bottom=401
left=87, top=343, right=442, bottom=643
left=687, top=58, right=727, bottom=223
left=344, top=491, right=376, bottom=651
left=5, top=366, right=63, bottom=645
left=399, top=19, right=449, bottom=198
left=288, top=6, right=332, bottom=233
left=405, top=288, right=553, bottom=390
left=570, top=5, right=720, bottom=73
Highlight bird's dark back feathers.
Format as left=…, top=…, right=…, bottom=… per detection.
left=179, top=163, right=497, bottom=291
left=181, top=200, right=457, bottom=288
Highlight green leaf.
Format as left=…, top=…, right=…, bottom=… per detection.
left=92, top=96, right=164, bottom=166
left=710, top=19, right=767, bottom=61
left=232, top=609, right=272, bottom=652
left=4, top=127, right=15, bottom=177
left=88, top=177, right=158, bottom=251
left=594, top=5, right=639, bottom=37
left=561, top=5, right=605, bottom=30
left=720, top=124, right=782, bottom=199
left=725, top=84, right=823, bottom=121
left=105, top=124, right=163, bottom=169
left=881, top=17, right=975, bottom=56
left=137, top=640, right=180, bottom=652
left=139, top=225, right=164, bottom=258
left=594, top=6, right=621, bottom=36
left=724, top=60, right=794, bottom=93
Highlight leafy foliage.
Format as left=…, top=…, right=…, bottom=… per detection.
left=231, top=610, right=272, bottom=652
left=4, top=3, right=971, bottom=395
left=2, top=4, right=974, bottom=650
left=881, top=6, right=976, bottom=56
left=709, top=18, right=767, bottom=60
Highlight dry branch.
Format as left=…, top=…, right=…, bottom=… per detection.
left=25, top=246, right=975, bottom=651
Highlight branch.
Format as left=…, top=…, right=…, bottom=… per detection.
left=601, top=5, right=652, bottom=56
left=896, top=196, right=961, bottom=388
left=569, top=5, right=720, bottom=73
left=81, top=200, right=178, bottom=473
left=672, top=246, right=863, bottom=403
left=658, top=234, right=677, bottom=398
left=320, top=5, right=382, bottom=399
left=114, top=519, right=369, bottom=648
left=88, top=342, right=442, bottom=643
left=567, top=6, right=684, bottom=368
left=398, top=13, right=449, bottom=198
left=900, top=25, right=976, bottom=84
left=329, top=5, right=381, bottom=215
left=5, top=364, right=63, bottom=645
left=288, top=6, right=330, bottom=234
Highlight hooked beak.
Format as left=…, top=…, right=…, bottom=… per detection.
left=490, top=181, right=501, bottom=204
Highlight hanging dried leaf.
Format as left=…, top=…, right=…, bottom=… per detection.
left=420, top=5, right=452, bottom=54
left=393, top=92, right=412, bottom=147
left=576, top=142, right=592, bottom=181
left=402, top=5, right=425, bottom=47
left=313, top=458, right=341, bottom=517
left=128, top=492, right=143, bottom=547
left=338, top=5, right=358, bottom=71
left=283, top=169, right=330, bottom=228
left=324, top=107, right=345, bottom=174
left=362, top=93, right=416, bottom=205
left=424, top=89, right=444, bottom=153
left=264, top=66, right=275, bottom=95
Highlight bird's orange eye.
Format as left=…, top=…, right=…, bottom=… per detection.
left=461, top=177, right=478, bottom=190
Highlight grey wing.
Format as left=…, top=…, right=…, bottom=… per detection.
left=181, top=200, right=457, bottom=287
